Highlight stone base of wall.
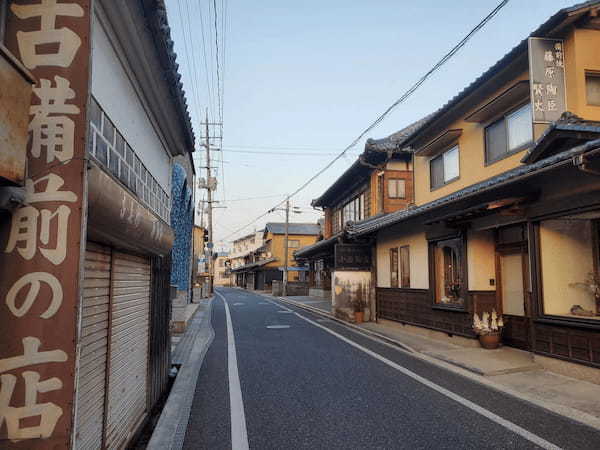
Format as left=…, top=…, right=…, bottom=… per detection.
left=309, top=288, right=331, bottom=299
left=334, top=306, right=372, bottom=323
left=171, top=289, right=190, bottom=333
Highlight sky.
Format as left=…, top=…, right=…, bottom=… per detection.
left=164, top=0, right=578, bottom=250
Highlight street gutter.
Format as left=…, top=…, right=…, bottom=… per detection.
left=147, top=296, right=215, bottom=450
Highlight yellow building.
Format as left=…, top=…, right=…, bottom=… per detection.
left=214, top=252, right=232, bottom=286
left=339, top=2, right=600, bottom=373
left=231, top=222, right=320, bottom=290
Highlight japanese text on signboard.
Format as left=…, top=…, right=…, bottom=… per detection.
left=528, top=37, right=566, bottom=123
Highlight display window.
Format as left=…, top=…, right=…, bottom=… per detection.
left=539, top=217, right=600, bottom=320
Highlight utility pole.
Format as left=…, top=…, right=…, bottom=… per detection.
left=283, top=197, right=290, bottom=297
left=205, top=110, right=214, bottom=295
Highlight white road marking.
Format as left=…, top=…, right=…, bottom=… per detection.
left=266, top=325, right=291, bottom=329
left=277, top=311, right=294, bottom=314
left=217, top=292, right=249, bottom=450
left=291, top=311, right=561, bottom=450
left=261, top=297, right=293, bottom=312
left=233, top=302, right=245, bottom=306
left=258, top=302, right=271, bottom=305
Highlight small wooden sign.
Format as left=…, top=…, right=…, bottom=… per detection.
left=334, top=244, right=371, bottom=270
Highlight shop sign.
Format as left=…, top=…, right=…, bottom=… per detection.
left=334, top=244, right=371, bottom=270
left=0, top=1, right=91, bottom=447
left=528, top=37, right=566, bottom=123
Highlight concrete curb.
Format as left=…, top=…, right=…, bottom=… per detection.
left=147, top=296, right=215, bottom=450
left=261, top=292, right=600, bottom=431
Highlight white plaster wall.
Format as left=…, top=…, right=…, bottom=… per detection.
left=376, top=225, right=428, bottom=289
left=91, top=15, right=171, bottom=190
left=467, top=229, right=496, bottom=291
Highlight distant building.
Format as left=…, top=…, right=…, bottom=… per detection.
left=231, top=222, right=320, bottom=290
left=214, top=251, right=232, bottom=286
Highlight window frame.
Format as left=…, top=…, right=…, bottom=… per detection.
left=484, top=102, right=533, bottom=166
left=388, top=178, right=406, bottom=199
left=585, top=71, right=600, bottom=107
left=534, top=218, right=600, bottom=325
left=429, top=235, right=468, bottom=311
left=390, top=248, right=399, bottom=288
left=399, top=245, right=410, bottom=288
left=430, top=145, right=460, bottom=190
left=340, top=191, right=367, bottom=227
left=287, top=239, right=300, bottom=248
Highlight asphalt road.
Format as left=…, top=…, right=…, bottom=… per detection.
left=183, top=287, right=600, bottom=449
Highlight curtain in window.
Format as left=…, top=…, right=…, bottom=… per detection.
left=507, top=103, right=532, bottom=151
left=443, top=146, right=459, bottom=182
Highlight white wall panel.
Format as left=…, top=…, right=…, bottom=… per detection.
left=91, top=15, right=171, bottom=191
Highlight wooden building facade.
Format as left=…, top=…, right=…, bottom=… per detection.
left=346, top=2, right=600, bottom=370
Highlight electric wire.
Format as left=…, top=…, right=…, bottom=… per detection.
left=220, top=0, right=511, bottom=242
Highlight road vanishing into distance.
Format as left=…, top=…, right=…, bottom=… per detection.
left=183, top=288, right=600, bottom=450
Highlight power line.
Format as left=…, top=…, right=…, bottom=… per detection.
left=222, top=194, right=287, bottom=202
left=198, top=0, right=216, bottom=122
left=221, top=0, right=510, bottom=241
left=213, top=0, right=223, bottom=123
left=282, top=0, right=511, bottom=203
left=222, top=148, right=361, bottom=156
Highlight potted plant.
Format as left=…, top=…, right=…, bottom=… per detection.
left=473, top=309, right=504, bottom=349
left=350, top=296, right=367, bottom=324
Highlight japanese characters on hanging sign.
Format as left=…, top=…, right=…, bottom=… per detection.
left=334, top=244, right=371, bottom=271
left=0, top=1, right=90, bottom=447
left=528, top=37, right=567, bottom=123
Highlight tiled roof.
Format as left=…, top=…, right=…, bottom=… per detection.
left=145, top=0, right=196, bottom=150
left=264, top=222, right=321, bottom=236
left=364, top=115, right=434, bottom=152
left=230, top=257, right=277, bottom=272
left=348, top=137, right=600, bottom=237
left=312, top=116, right=430, bottom=208
left=294, top=233, right=342, bottom=258
left=522, top=112, right=600, bottom=163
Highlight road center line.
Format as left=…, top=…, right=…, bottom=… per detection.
left=285, top=305, right=560, bottom=450
left=217, top=291, right=250, bottom=450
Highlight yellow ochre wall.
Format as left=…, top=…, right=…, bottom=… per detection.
left=376, top=225, right=429, bottom=289
left=264, top=232, right=319, bottom=268
left=414, top=27, right=600, bottom=207
left=413, top=70, right=532, bottom=206
left=564, top=28, right=600, bottom=121
left=467, top=230, right=496, bottom=291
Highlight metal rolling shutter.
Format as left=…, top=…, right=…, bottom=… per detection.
left=105, top=252, right=151, bottom=449
left=75, top=242, right=111, bottom=450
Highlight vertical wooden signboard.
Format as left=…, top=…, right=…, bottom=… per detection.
left=0, top=0, right=91, bottom=447
left=528, top=37, right=567, bottom=124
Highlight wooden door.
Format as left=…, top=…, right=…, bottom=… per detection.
left=497, top=246, right=531, bottom=350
